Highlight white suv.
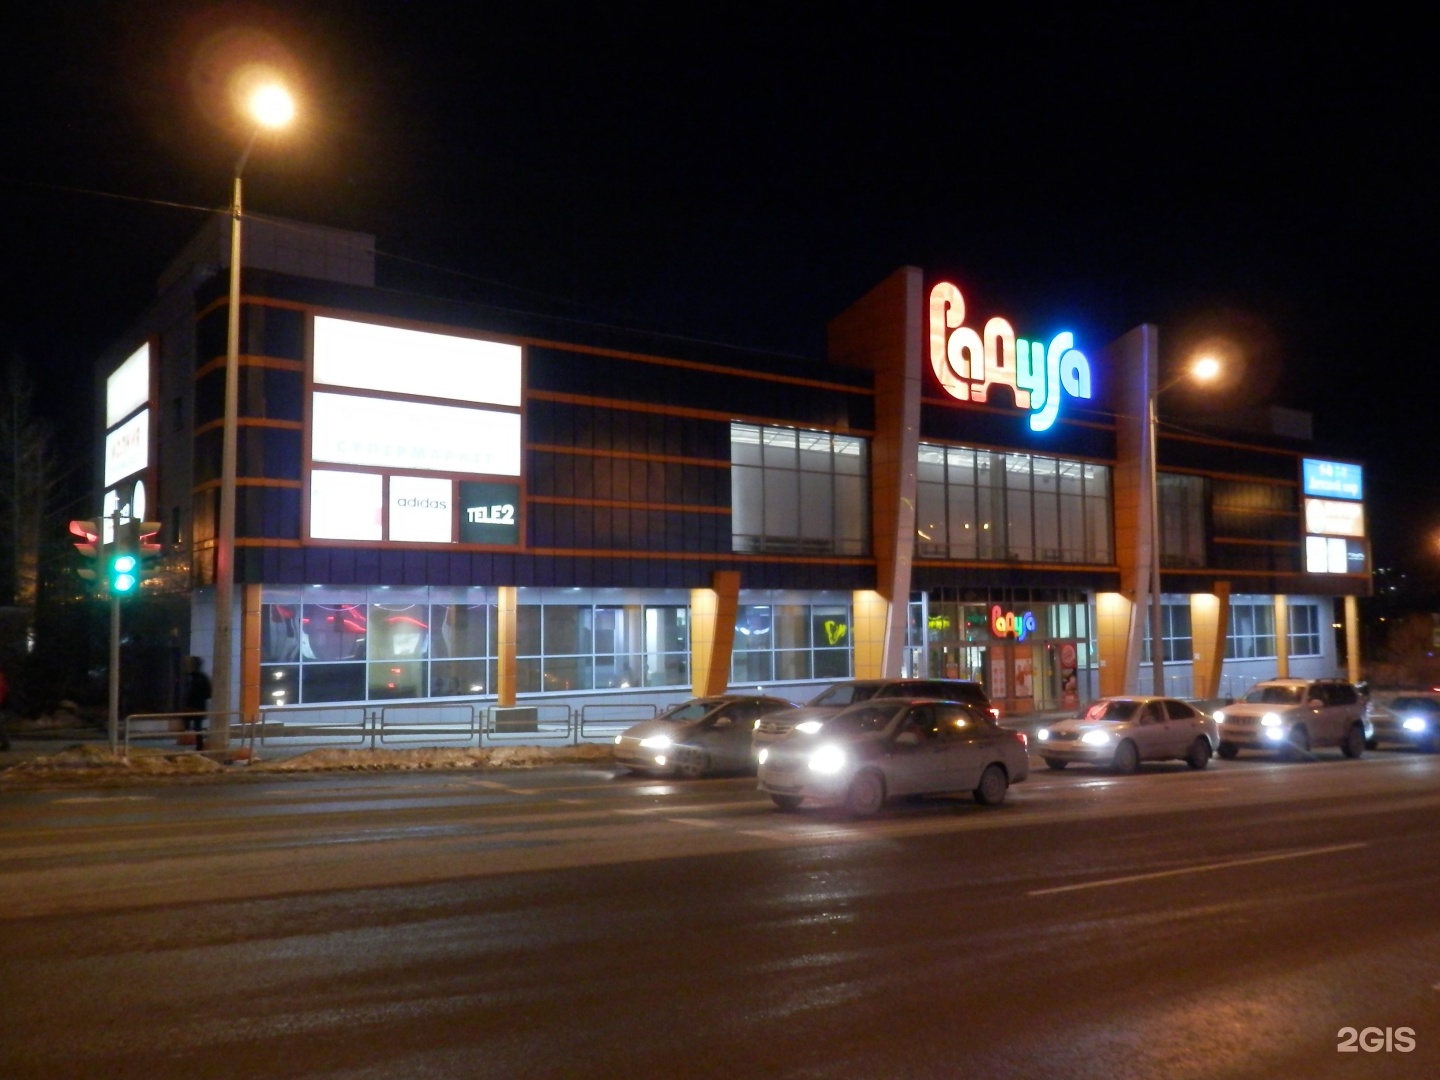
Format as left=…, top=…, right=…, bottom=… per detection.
left=1214, top=678, right=1367, bottom=760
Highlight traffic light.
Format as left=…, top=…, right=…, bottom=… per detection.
left=69, top=519, right=101, bottom=584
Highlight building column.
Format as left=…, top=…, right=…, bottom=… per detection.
left=1105, top=324, right=1160, bottom=694
left=827, top=267, right=922, bottom=677
left=1344, top=594, right=1362, bottom=683
left=690, top=571, right=740, bottom=697
left=1095, top=592, right=1133, bottom=698
left=241, top=583, right=263, bottom=720
left=1191, top=584, right=1231, bottom=700
left=1273, top=595, right=1290, bottom=678
left=496, top=586, right=517, bottom=706
left=851, top=589, right=890, bottom=679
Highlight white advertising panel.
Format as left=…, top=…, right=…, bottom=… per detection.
left=1306, top=535, right=1349, bottom=574
left=106, top=343, right=150, bottom=428
left=311, top=393, right=521, bottom=476
left=1304, top=497, right=1365, bottom=538
left=313, top=317, right=521, bottom=407
left=389, top=475, right=454, bottom=543
left=104, top=409, right=149, bottom=487
left=310, top=470, right=383, bottom=540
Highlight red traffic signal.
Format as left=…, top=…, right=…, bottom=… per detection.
left=69, top=519, right=101, bottom=583
left=137, top=521, right=163, bottom=558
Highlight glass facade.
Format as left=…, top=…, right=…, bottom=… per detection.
left=260, top=586, right=693, bottom=706
left=1225, top=599, right=1278, bottom=660
left=731, top=599, right=855, bottom=684
left=915, top=445, right=1112, bottom=564
left=1287, top=601, right=1322, bottom=656
left=731, top=423, right=869, bottom=555
left=1158, top=473, right=1207, bottom=568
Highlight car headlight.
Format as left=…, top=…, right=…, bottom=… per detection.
left=1036, top=728, right=1050, bottom=741
left=1213, top=711, right=1226, bottom=723
left=1403, top=717, right=1429, bottom=732
left=808, top=744, right=848, bottom=774
left=1261, top=713, right=1283, bottom=728
left=1081, top=730, right=1112, bottom=746
left=614, top=735, right=622, bottom=745
left=795, top=720, right=824, bottom=734
left=757, top=747, right=770, bottom=764
left=639, top=734, right=672, bottom=750
left=753, top=718, right=762, bottom=730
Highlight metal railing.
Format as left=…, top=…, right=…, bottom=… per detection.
left=120, top=710, right=249, bottom=759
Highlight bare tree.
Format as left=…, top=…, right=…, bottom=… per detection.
left=0, top=357, right=62, bottom=611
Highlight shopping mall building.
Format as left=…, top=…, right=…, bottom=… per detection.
left=92, top=217, right=1371, bottom=720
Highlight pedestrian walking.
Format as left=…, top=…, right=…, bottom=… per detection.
left=183, top=656, right=212, bottom=749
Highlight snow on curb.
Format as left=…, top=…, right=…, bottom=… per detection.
left=1, top=742, right=617, bottom=777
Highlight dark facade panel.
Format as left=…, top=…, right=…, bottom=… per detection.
left=912, top=565, right=1121, bottom=592
left=920, top=403, right=1115, bottom=460
left=1160, top=437, right=1300, bottom=480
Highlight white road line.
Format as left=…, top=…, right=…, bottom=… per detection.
left=1028, top=841, right=1369, bottom=897
left=665, top=817, right=722, bottom=828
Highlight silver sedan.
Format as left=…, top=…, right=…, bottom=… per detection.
left=1035, top=696, right=1219, bottom=773
left=756, top=698, right=1029, bottom=815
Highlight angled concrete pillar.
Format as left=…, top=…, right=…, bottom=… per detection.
left=1273, top=594, right=1290, bottom=678
left=1095, top=591, right=1133, bottom=698
left=851, top=589, right=890, bottom=679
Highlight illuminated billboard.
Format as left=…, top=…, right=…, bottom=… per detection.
left=1304, top=497, right=1365, bottom=539
left=1302, top=458, right=1363, bottom=501
left=106, top=343, right=150, bottom=427
left=307, top=317, right=524, bottom=547
left=104, top=409, right=149, bottom=487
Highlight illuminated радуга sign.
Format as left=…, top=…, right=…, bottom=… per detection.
left=990, top=605, right=1037, bottom=641
left=929, top=282, right=1093, bottom=432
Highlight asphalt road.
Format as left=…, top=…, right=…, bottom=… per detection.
left=2, top=749, right=1437, bottom=1079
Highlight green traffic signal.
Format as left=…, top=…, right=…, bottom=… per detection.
left=110, top=552, right=139, bottom=594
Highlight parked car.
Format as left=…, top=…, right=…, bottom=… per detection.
left=1369, top=694, right=1440, bottom=752
left=1035, top=696, right=1219, bottom=773
left=752, top=677, right=995, bottom=753
left=613, top=695, right=798, bottom=777
left=755, top=697, right=1028, bottom=815
left=1213, top=678, right=1367, bottom=760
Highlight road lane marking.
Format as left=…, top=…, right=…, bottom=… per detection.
left=1027, top=841, right=1369, bottom=896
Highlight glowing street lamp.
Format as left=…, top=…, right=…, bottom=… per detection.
left=214, top=79, right=294, bottom=749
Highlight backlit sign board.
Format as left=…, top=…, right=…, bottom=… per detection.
left=313, top=317, right=521, bottom=406
left=310, top=470, right=383, bottom=541
left=929, top=282, right=1093, bottom=432
left=990, top=605, right=1037, bottom=641
left=106, top=343, right=150, bottom=427
left=310, top=393, right=522, bottom=476
left=1302, top=458, right=1363, bottom=501
left=1306, top=535, right=1366, bottom=575
left=1304, top=497, right=1365, bottom=538
left=104, top=409, right=149, bottom=487
left=458, top=482, right=521, bottom=545
left=389, top=475, right=454, bottom=543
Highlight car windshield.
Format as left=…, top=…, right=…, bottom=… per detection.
left=1083, top=700, right=1140, bottom=722
left=809, top=684, right=883, bottom=707
left=827, top=703, right=908, bottom=735
left=659, top=701, right=725, bottom=723
left=1244, top=685, right=1305, bottom=705
left=1392, top=697, right=1440, bottom=712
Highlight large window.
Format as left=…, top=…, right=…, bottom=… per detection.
left=1141, top=602, right=1194, bottom=663
left=731, top=424, right=869, bottom=555
left=259, top=586, right=691, bottom=706
left=915, top=444, right=1112, bottom=564
left=1158, top=473, right=1206, bottom=568
left=1288, top=602, right=1322, bottom=656
left=731, top=599, right=854, bottom=684
left=1226, top=599, right=1277, bottom=660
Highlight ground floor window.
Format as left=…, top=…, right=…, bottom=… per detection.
left=259, top=586, right=693, bottom=706
left=1226, top=598, right=1277, bottom=660
left=1141, top=601, right=1194, bottom=664
left=1288, top=601, right=1322, bottom=656
left=731, top=595, right=854, bottom=685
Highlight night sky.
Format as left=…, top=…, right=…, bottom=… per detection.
left=4, top=4, right=1434, bottom=583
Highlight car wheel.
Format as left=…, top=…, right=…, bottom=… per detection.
left=974, top=763, right=1008, bottom=806
left=1043, top=757, right=1069, bottom=771
left=1281, top=725, right=1310, bottom=761
left=1217, top=741, right=1239, bottom=760
left=1341, top=723, right=1365, bottom=758
left=1110, top=739, right=1139, bottom=775
left=675, top=747, right=709, bottom=778
left=844, top=770, right=886, bottom=817
left=769, top=794, right=804, bottom=811
left=1186, top=737, right=1212, bottom=770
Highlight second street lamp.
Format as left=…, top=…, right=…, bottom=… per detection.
left=213, top=81, right=294, bottom=751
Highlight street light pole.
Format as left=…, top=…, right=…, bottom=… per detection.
left=211, top=84, right=293, bottom=747
left=1147, top=390, right=1165, bottom=697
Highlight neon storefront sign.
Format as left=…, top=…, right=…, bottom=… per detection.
left=929, top=282, right=1093, bottom=432
left=990, top=605, right=1037, bottom=641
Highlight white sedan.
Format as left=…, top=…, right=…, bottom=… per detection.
left=1035, top=696, right=1219, bottom=773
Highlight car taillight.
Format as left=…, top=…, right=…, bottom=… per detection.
left=1017, top=732, right=1028, bottom=748
left=988, top=707, right=1000, bottom=720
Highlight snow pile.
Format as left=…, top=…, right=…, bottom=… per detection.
left=252, top=743, right=615, bottom=772
left=1, top=741, right=616, bottom=778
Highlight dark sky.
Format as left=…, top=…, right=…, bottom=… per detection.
left=4, top=4, right=1434, bottom=576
